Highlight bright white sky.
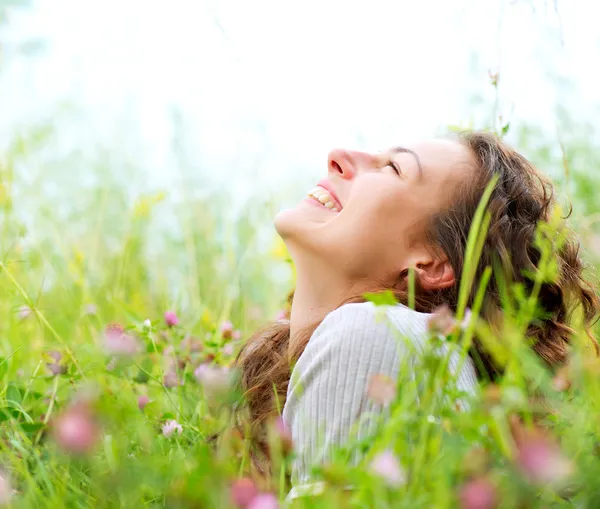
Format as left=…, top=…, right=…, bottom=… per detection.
left=1, top=0, right=599, bottom=203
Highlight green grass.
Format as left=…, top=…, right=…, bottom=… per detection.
left=2, top=120, right=600, bottom=509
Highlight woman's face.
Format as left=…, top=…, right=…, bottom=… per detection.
left=275, top=139, right=474, bottom=286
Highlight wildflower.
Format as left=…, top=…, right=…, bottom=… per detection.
left=52, top=403, right=101, bottom=454
left=164, top=311, right=179, bottom=327
left=163, top=371, right=180, bottom=388
left=517, top=435, right=573, bottom=485
left=181, top=335, right=203, bottom=353
left=0, top=470, right=14, bottom=505
left=17, top=305, right=32, bottom=320
left=271, top=417, right=293, bottom=456
left=458, top=477, right=498, bottom=509
left=510, top=416, right=573, bottom=485
left=275, top=309, right=288, bottom=322
left=162, top=419, right=182, bottom=437
left=164, top=350, right=186, bottom=372
left=220, top=320, right=234, bottom=339
left=46, top=350, right=66, bottom=376
left=47, top=363, right=66, bottom=376
left=194, top=364, right=230, bottom=397
left=103, top=324, right=140, bottom=356
left=427, top=304, right=456, bottom=336
left=369, top=450, right=407, bottom=488
left=47, top=350, right=62, bottom=362
left=488, top=69, right=499, bottom=86
left=367, top=374, right=397, bottom=406
left=137, top=395, right=150, bottom=410
left=230, top=478, right=258, bottom=508
left=143, top=319, right=152, bottom=330
left=223, top=343, right=235, bottom=357
left=247, top=493, right=279, bottom=509
left=232, top=330, right=242, bottom=340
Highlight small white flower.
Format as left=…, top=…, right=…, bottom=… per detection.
left=17, top=305, right=32, bottom=320
left=162, top=419, right=183, bottom=438
left=143, top=319, right=152, bottom=330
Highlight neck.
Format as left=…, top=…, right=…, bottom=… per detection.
left=289, top=255, right=365, bottom=348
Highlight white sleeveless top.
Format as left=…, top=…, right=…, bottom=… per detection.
left=282, top=302, right=478, bottom=498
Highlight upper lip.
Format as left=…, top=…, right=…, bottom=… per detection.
left=316, top=179, right=343, bottom=210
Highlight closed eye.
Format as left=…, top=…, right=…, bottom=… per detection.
left=385, top=160, right=404, bottom=177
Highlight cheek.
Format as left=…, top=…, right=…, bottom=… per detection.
left=322, top=186, right=414, bottom=275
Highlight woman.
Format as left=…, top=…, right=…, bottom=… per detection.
left=235, top=131, right=598, bottom=494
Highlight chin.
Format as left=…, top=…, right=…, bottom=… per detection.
left=274, top=207, right=302, bottom=239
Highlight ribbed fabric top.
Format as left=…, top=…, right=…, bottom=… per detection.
left=282, top=302, right=478, bottom=493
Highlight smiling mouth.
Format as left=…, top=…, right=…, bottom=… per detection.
left=307, top=186, right=341, bottom=212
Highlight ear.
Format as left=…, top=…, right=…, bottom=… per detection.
left=410, top=250, right=456, bottom=291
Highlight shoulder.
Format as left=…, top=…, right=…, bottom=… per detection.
left=308, top=301, right=431, bottom=351
left=294, top=302, right=431, bottom=372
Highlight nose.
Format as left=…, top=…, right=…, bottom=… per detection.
left=327, top=149, right=375, bottom=180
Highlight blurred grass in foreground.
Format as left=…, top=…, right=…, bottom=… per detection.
left=1, top=114, right=600, bottom=509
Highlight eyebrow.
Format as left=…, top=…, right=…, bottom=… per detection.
left=392, top=146, right=424, bottom=179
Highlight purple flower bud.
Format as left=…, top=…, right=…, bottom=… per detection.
left=163, top=371, right=180, bottom=389
left=137, top=395, right=150, bottom=410
left=427, top=304, right=457, bottom=336
left=103, top=324, right=140, bottom=356
left=52, top=403, right=101, bottom=455
left=274, top=309, right=288, bottom=322
left=369, top=450, right=407, bottom=487
left=181, top=336, right=203, bottom=353
left=194, top=364, right=231, bottom=400
left=47, top=363, right=67, bottom=376
left=272, top=417, right=293, bottom=455
left=47, top=350, right=62, bottom=362
left=164, top=311, right=179, bottom=327
left=367, top=374, right=397, bottom=406
left=220, top=320, right=234, bottom=339
left=459, top=478, right=498, bottom=509
left=230, top=478, right=258, bottom=508
left=517, top=436, right=573, bottom=485
left=247, top=493, right=279, bottom=509
left=162, top=419, right=182, bottom=437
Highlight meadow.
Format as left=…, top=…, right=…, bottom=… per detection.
left=2, top=40, right=600, bottom=507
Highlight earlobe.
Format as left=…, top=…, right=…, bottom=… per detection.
left=416, top=259, right=456, bottom=291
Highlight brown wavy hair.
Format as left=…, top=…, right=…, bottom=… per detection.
left=234, top=130, right=599, bottom=471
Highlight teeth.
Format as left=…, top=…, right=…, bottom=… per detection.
left=307, top=185, right=341, bottom=212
